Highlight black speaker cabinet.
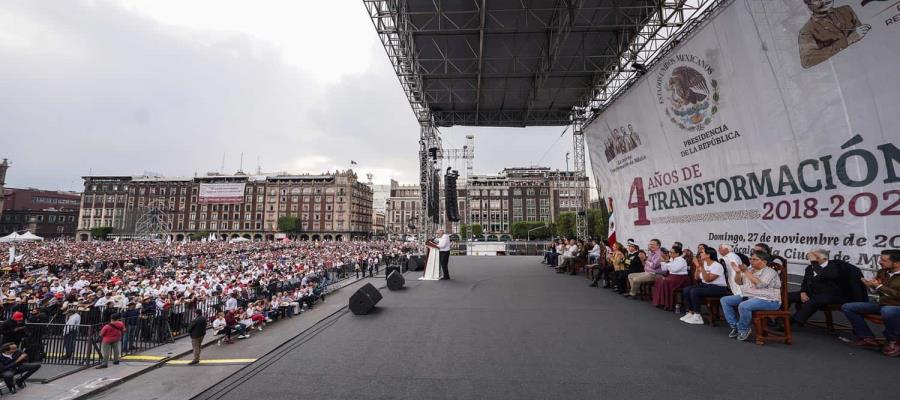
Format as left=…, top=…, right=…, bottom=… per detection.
left=386, top=270, right=405, bottom=291
left=407, top=255, right=424, bottom=271
left=385, top=266, right=400, bottom=277
left=349, top=283, right=383, bottom=315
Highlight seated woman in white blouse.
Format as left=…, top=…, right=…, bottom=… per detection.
left=652, top=245, right=692, bottom=311
left=679, top=247, right=729, bottom=325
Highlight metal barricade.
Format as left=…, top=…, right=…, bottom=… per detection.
left=24, top=322, right=102, bottom=366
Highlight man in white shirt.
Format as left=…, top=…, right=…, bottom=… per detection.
left=225, top=293, right=239, bottom=311
left=436, top=229, right=451, bottom=280
left=718, top=244, right=743, bottom=296
left=588, top=240, right=602, bottom=264
left=63, top=309, right=81, bottom=359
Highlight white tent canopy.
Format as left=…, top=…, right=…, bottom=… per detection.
left=229, top=237, right=250, bottom=243
left=18, top=231, right=43, bottom=241
left=0, top=231, right=43, bottom=243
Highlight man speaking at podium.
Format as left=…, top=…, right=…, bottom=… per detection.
left=436, top=229, right=451, bottom=280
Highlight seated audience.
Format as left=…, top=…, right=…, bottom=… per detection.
left=719, top=251, right=782, bottom=341
left=588, top=239, right=602, bottom=265
left=610, top=243, right=631, bottom=294
left=718, top=244, right=744, bottom=297
left=680, top=247, right=729, bottom=325
left=841, top=249, right=900, bottom=357
left=651, top=245, right=691, bottom=311
left=555, top=239, right=579, bottom=273
left=626, top=239, right=662, bottom=298
left=788, top=249, right=845, bottom=326
left=588, top=243, right=612, bottom=288
left=0, top=342, right=40, bottom=394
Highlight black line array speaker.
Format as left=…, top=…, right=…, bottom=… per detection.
left=386, top=270, right=405, bottom=291
left=444, top=168, right=460, bottom=222
left=349, top=283, right=383, bottom=315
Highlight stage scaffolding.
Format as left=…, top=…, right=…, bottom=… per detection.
left=365, top=0, right=726, bottom=244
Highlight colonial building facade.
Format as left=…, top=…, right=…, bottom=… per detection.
left=384, top=167, right=589, bottom=239
left=76, top=170, right=373, bottom=242
left=1, top=187, right=81, bottom=239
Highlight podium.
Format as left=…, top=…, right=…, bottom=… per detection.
left=419, top=241, right=441, bottom=281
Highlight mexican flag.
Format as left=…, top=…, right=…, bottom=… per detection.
left=607, top=197, right=616, bottom=247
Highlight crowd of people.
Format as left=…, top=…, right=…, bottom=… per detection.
left=544, top=238, right=899, bottom=357
left=0, top=238, right=415, bottom=391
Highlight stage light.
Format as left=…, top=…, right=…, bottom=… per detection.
left=632, top=63, right=647, bottom=75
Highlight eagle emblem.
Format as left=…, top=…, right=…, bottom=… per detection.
left=662, top=64, right=719, bottom=131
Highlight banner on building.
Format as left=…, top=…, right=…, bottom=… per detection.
left=198, top=183, right=246, bottom=204
left=586, top=0, right=900, bottom=270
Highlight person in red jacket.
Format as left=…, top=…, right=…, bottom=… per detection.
left=96, top=313, right=125, bottom=369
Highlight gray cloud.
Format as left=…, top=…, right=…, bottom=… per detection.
left=0, top=0, right=583, bottom=194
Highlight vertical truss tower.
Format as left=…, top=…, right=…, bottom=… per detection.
left=134, top=197, right=173, bottom=240
left=572, top=113, right=588, bottom=240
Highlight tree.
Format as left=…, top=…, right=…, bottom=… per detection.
left=277, top=216, right=301, bottom=236
left=90, top=226, right=113, bottom=240
left=511, top=221, right=552, bottom=240
left=459, top=224, right=469, bottom=239
left=470, top=224, right=484, bottom=239
left=555, top=212, right=576, bottom=238
left=586, top=208, right=607, bottom=239
left=189, top=230, right=210, bottom=241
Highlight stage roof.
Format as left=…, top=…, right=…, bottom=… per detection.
left=366, top=0, right=661, bottom=127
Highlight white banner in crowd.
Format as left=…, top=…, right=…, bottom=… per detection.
left=198, top=183, right=246, bottom=204
left=586, top=0, right=900, bottom=269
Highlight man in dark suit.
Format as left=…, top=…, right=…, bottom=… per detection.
left=788, top=249, right=845, bottom=325
left=0, top=342, right=40, bottom=394
left=187, top=309, right=207, bottom=366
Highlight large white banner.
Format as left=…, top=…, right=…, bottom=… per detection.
left=198, top=183, right=246, bottom=204
left=586, top=0, right=900, bottom=269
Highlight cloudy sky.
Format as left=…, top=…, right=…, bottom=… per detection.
left=1, top=0, right=587, bottom=192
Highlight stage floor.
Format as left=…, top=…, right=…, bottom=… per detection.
left=197, top=256, right=895, bottom=400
